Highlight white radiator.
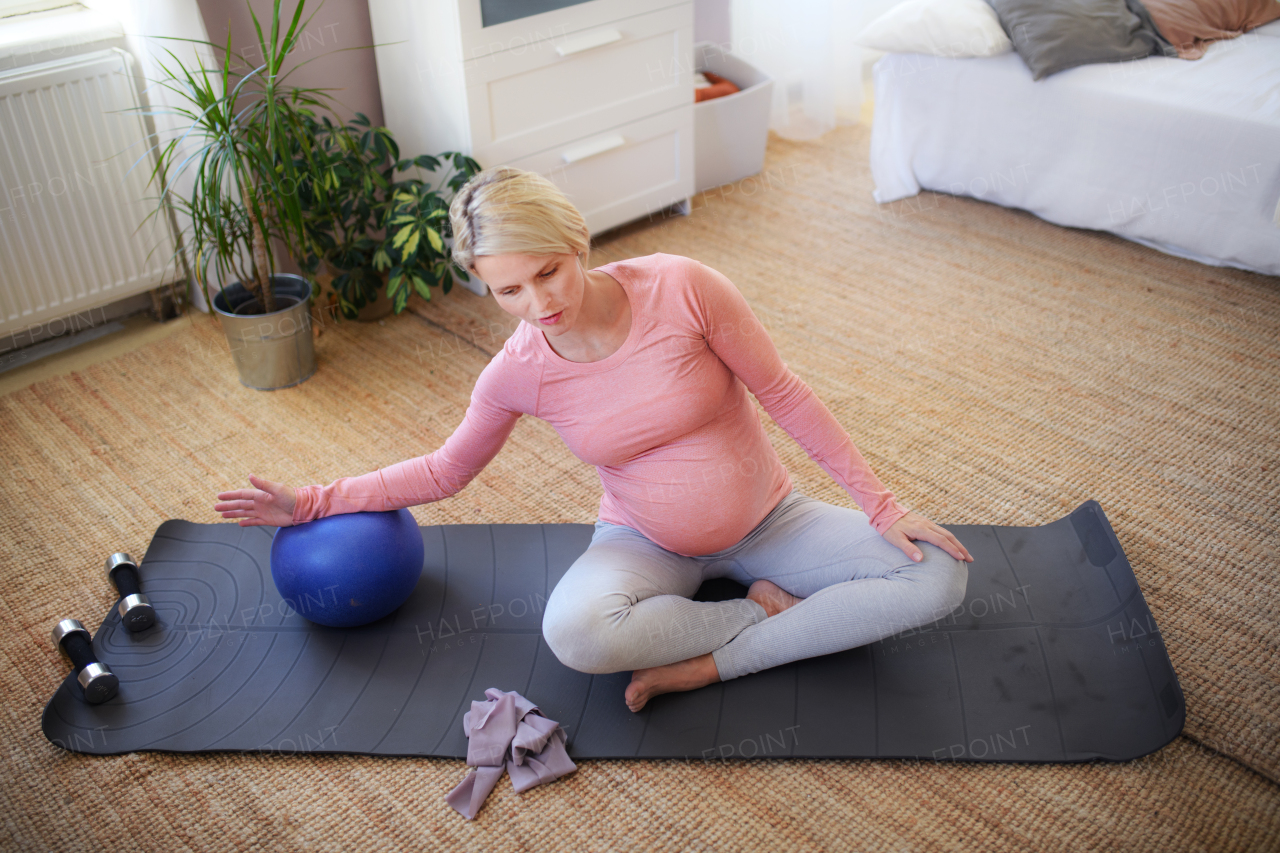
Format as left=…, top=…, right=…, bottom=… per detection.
left=0, top=48, right=178, bottom=340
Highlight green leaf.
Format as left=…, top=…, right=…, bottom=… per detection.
left=373, top=248, right=391, bottom=271
left=424, top=226, right=443, bottom=253
left=411, top=274, right=431, bottom=300
left=391, top=224, right=414, bottom=249
left=402, top=229, right=420, bottom=257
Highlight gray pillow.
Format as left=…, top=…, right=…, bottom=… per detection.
left=985, top=0, right=1176, bottom=80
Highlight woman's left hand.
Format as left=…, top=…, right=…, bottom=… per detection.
left=883, top=511, right=974, bottom=564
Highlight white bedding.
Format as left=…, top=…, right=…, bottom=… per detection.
left=870, top=21, right=1280, bottom=276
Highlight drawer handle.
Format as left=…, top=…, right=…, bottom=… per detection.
left=555, top=28, right=623, bottom=57
left=561, top=135, right=626, bottom=164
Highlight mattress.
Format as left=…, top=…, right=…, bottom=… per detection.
left=869, top=21, right=1280, bottom=276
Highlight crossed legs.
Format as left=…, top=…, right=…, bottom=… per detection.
left=541, top=491, right=969, bottom=711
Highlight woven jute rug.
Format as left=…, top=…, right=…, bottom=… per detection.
left=2, top=124, right=1277, bottom=852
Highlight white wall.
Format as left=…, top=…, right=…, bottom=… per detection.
left=695, top=0, right=731, bottom=44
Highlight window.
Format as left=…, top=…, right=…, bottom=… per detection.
left=0, top=0, right=78, bottom=20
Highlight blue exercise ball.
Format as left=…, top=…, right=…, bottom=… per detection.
left=270, top=509, right=424, bottom=628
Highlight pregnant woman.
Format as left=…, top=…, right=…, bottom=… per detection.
left=215, top=166, right=973, bottom=713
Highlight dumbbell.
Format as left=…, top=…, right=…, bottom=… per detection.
left=51, top=619, right=118, bottom=704
left=104, top=552, right=155, bottom=632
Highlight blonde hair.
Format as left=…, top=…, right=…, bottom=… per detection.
left=448, top=166, right=590, bottom=274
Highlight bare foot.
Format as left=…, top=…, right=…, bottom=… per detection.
left=747, top=580, right=803, bottom=618
left=625, top=653, right=720, bottom=713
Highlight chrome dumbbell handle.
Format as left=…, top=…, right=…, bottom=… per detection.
left=51, top=618, right=118, bottom=704
left=104, top=553, right=155, bottom=632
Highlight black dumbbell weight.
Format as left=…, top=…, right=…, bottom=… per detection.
left=51, top=619, right=118, bottom=704
left=104, top=552, right=155, bottom=632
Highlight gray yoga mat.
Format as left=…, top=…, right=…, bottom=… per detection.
left=43, top=501, right=1183, bottom=762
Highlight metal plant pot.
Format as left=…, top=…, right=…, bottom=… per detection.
left=210, top=274, right=317, bottom=390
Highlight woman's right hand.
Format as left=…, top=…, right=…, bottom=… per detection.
left=214, top=474, right=298, bottom=527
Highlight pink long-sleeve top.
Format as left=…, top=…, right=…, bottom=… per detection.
left=291, top=253, right=909, bottom=556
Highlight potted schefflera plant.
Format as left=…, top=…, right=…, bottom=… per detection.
left=140, top=0, right=353, bottom=390
left=293, top=111, right=481, bottom=321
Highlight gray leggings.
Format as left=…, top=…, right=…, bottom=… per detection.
left=542, top=489, right=970, bottom=681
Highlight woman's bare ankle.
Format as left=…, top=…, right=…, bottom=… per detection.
left=625, top=653, right=720, bottom=712
left=747, top=579, right=803, bottom=618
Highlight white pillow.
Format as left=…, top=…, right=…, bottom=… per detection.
left=856, top=0, right=1012, bottom=58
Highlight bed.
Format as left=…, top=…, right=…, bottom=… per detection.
left=869, top=19, right=1280, bottom=277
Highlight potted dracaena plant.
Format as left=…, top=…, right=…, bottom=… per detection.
left=137, top=0, right=349, bottom=389
left=293, top=112, right=481, bottom=321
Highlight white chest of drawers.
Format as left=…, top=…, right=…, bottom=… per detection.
left=367, top=0, right=695, bottom=237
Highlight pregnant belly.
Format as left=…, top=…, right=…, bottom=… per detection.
left=597, top=423, right=792, bottom=556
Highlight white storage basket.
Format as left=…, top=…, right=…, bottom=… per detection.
left=693, top=41, right=773, bottom=193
